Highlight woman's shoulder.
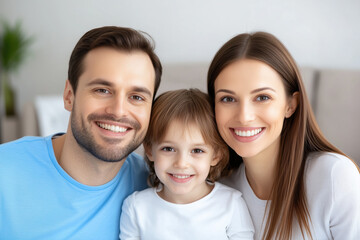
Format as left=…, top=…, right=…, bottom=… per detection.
left=306, top=152, right=358, bottom=175
left=305, top=152, right=359, bottom=193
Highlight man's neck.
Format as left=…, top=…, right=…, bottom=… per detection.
left=52, top=133, right=125, bottom=186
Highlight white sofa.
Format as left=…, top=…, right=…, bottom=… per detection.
left=19, top=63, right=360, bottom=165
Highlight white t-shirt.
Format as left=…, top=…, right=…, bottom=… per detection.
left=120, top=182, right=254, bottom=240
left=221, top=152, right=360, bottom=240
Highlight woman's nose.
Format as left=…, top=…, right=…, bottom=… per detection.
left=236, top=101, right=255, bottom=124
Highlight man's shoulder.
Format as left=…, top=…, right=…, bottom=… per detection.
left=126, top=151, right=147, bottom=168
left=0, top=136, right=49, bottom=157
left=121, top=152, right=149, bottom=191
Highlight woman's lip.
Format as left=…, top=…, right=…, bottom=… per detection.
left=231, top=127, right=265, bottom=143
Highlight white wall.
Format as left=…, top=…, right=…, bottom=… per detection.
left=0, top=0, right=359, bottom=113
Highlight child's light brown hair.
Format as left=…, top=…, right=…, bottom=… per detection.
left=143, top=88, right=229, bottom=187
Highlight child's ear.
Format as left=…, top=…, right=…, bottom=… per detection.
left=210, top=154, right=221, bottom=167
left=285, top=91, right=299, bottom=118
left=143, top=143, right=154, bottom=162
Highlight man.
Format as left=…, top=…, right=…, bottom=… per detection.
left=0, top=26, right=162, bottom=239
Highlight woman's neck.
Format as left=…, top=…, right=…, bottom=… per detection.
left=242, top=140, right=280, bottom=200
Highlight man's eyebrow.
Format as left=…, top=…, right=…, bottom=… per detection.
left=86, top=79, right=153, bottom=98
left=131, top=86, right=152, bottom=98
left=86, top=79, right=113, bottom=87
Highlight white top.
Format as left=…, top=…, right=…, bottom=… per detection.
left=221, top=152, right=360, bottom=240
left=120, top=182, right=254, bottom=240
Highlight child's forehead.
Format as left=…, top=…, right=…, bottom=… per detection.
left=163, top=119, right=207, bottom=141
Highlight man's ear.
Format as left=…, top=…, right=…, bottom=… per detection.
left=285, top=92, right=299, bottom=118
left=143, top=143, right=154, bottom=162
left=64, top=80, right=74, bottom=112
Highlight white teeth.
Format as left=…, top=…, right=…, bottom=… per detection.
left=172, top=174, right=191, bottom=179
left=234, top=128, right=262, bottom=137
left=97, top=122, right=127, bottom=133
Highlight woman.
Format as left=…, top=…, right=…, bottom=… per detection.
left=207, top=32, right=360, bottom=240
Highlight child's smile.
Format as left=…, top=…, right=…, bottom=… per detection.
left=147, top=120, right=220, bottom=204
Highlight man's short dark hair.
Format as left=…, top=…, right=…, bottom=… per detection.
left=68, top=26, right=162, bottom=96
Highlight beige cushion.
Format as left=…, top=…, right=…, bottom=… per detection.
left=157, top=63, right=209, bottom=96
left=315, top=69, right=360, bottom=163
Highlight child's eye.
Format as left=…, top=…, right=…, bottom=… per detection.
left=255, top=95, right=270, bottom=101
left=161, top=147, right=175, bottom=152
left=191, top=148, right=204, bottom=154
left=220, top=96, right=235, bottom=102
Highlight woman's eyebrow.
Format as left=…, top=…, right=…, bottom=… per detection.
left=215, top=89, right=235, bottom=95
left=251, top=87, right=276, bottom=94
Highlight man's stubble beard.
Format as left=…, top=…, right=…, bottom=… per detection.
left=70, top=104, right=145, bottom=162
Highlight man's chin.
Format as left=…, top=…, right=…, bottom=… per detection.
left=92, top=140, right=142, bottom=163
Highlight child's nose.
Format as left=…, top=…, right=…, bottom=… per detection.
left=173, top=154, right=189, bottom=168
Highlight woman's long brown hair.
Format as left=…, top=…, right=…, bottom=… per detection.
left=207, top=32, right=358, bottom=240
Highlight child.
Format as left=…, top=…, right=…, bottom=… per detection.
left=120, top=89, right=254, bottom=240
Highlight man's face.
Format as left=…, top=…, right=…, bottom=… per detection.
left=64, top=47, right=155, bottom=162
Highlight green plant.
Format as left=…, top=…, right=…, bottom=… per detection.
left=0, top=20, right=33, bottom=116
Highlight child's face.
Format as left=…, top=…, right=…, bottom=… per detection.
left=147, top=120, right=220, bottom=204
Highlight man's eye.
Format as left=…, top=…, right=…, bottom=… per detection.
left=95, top=89, right=110, bottom=94
left=191, top=148, right=204, bottom=154
left=256, top=95, right=270, bottom=101
left=221, top=96, right=235, bottom=102
left=131, top=95, right=144, bottom=101
left=161, top=147, right=174, bottom=152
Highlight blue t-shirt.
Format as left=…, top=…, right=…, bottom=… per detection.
left=0, top=135, right=148, bottom=240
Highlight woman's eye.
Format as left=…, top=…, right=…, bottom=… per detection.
left=220, top=96, right=235, bottom=102
left=191, top=148, right=204, bottom=154
left=161, top=147, right=174, bottom=152
left=256, top=95, right=270, bottom=101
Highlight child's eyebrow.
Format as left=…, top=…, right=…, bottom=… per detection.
left=192, top=143, right=211, bottom=148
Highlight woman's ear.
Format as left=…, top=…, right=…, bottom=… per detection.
left=143, top=143, right=154, bottom=162
left=64, top=80, right=74, bottom=112
left=285, top=92, right=299, bottom=118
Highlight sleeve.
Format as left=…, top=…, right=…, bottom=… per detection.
left=329, top=159, right=360, bottom=239
left=119, top=193, right=141, bottom=240
left=226, top=192, right=255, bottom=240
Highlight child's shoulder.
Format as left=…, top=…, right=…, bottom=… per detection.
left=213, top=182, right=244, bottom=199
left=129, top=187, right=155, bottom=198
left=123, top=188, right=156, bottom=206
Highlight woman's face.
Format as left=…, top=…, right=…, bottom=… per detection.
left=214, top=59, right=296, bottom=160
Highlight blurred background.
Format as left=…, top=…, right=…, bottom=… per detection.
left=0, top=0, right=359, bottom=162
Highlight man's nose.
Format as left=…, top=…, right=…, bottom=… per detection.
left=105, top=94, right=128, bottom=117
